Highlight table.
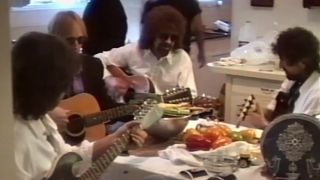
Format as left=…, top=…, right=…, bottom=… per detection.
left=100, top=120, right=268, bottom=180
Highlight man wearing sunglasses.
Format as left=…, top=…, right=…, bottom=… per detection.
left=95, top=6, right=197, bottom=102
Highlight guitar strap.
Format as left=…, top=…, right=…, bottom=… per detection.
left=270, top=81, right=302, bottom=121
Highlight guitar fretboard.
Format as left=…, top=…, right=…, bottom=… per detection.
left=83, top=106, right=137, bottom=127
left=80, top=133, right=130, bottom=180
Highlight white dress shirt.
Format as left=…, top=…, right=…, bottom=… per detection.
left=14, top=114, right=93, bottom=180
left=95, top=43, right=197, bottom=97
left=267, top=71, right=320, bottom=116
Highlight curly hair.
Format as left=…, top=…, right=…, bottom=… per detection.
left=12, top=32, right=80, bottom=120
left=272, top=27, right=320, bottom=72
left=139, top=5, right=186, bottom=50
left=48, top=10, right=87, bottom=38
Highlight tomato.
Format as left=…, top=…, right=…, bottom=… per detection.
left=216, top=124, right=232, bottom=136
left=203, top=127, right=225, bottom=142
left=211, top=136, right=232, bottom=149
left=183, top=128, right=202, bottom=142
left=186, top=134, right=212, bottom=151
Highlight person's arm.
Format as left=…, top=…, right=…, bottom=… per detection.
left=245, top=103, right=271, bottom=129
left=92, top=121, right=147, bottom=160
left=191, top=13, right=206, bottom=68
left=58, top=120, right=147, bottom=175
left=94, top=44, right=132, bottom=77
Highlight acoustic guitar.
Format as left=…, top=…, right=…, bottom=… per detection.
left=59, top=88, right=192, bottom=144
left=45, top=101, right=163, bottom=180
left=58, top=93, right=138, bottom=144
left=107, top=65, right=194, bottom=104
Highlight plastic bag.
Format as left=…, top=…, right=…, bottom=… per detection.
left=231, top=31, right=279, bottom=66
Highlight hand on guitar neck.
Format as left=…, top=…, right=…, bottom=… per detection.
left=240, top=95, right=270, bottom=129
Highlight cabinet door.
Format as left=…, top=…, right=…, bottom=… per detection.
left=226, top=77, right=282, bottom=127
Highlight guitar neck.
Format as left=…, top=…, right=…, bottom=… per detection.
left=80, top=133, right=130, bottom=180
left=83, top=105, right=136, bottom=127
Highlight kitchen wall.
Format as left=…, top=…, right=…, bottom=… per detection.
left=231, top=0, right=320, bottom=48
left=10, top=0, right=232, bottom=41
left=10, top=0, right=144, bottom=41
left=0, top=0, right=15, bottom=179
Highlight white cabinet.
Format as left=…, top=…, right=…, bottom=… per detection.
left=208, top=63, right=286, bottom=127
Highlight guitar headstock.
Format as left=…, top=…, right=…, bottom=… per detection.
left=134, top=99, right=163, bottom=129
left=193, top=94, right=220, bottom=109
left=236, top=94, right=255, bottom=128
left=162, top=87, right=193, bottom=104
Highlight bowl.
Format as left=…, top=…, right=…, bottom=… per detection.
left=145, top=115, right=190, bottom=140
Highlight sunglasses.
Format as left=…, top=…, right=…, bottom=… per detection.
left=65, top=36, right=87, bottom=45
left=158, top=33, right=178, bottom=42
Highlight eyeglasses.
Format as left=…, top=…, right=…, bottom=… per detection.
left=158, top=33, right=178, bottom=42
left=65, top=36, right=87, bottom=45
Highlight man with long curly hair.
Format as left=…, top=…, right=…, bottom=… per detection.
left=95, top=5, right=197, bottom=102
left=141, top=0, right=206, bottom=68
left=246, top=27, right=320, bottom=129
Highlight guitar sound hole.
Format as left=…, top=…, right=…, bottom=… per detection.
left=67, top=114, right=85, bottom=136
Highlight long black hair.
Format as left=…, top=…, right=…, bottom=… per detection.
left=12, top=32, right=80, bottom=120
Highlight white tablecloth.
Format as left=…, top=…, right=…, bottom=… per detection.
left=100, top=119, right=268, bottom=180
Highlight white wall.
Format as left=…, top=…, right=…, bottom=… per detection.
left=10, top=0, right=144, bottom=42
left=10, top=0, right=232, bottom=41
left=0, top=0, right=16, bottom=179
left=231, top=0, right=320, bottom=48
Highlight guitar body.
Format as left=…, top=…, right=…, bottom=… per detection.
left=59, top=93, right=106, bottom=143
left=44, top=152, right=81, bottom=180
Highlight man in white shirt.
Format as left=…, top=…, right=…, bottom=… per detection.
left=246, top=27, right=320, bottom=129
left=12, top=32, right=147, bottom=180
left=95, top=5, right=197, bottom=101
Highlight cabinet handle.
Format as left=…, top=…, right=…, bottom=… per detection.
left=260, top=88, right=275, bottom=95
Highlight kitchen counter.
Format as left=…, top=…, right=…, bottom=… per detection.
left=207, top=63, right=285, bottom=81
left=207, top=63, right=286, bottom=126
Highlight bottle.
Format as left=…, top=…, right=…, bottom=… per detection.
left=238, top=21, right=256, bottom=47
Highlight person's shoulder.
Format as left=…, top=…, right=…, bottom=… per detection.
left=172, top=48, right=189, bottom=57
left=171, top=49, right=192, bottom=63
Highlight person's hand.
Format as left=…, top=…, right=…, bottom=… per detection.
left=48, top=106, right=70, bottom=130
left=245, top=103, right=269, bottom=129
left=114, top=121, right=148, bottom=148
left=197, top=52, right=207, bottom=68
left=104, top=76, right=131, bottom=96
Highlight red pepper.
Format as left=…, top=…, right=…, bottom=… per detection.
left=211, top=136, right=232, bottom=150
left=186, top=135, right=212, bottom=151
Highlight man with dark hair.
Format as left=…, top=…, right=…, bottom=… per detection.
left=141, top=0, right=206, bottom=68
left=13, top=32, right=147, bottom=179
left=246, top=27, right=320, bottom=129
left=95, top=5, right=197, bottom=102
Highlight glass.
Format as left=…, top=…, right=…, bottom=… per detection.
left=204, top=155, right=238, bottom=175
